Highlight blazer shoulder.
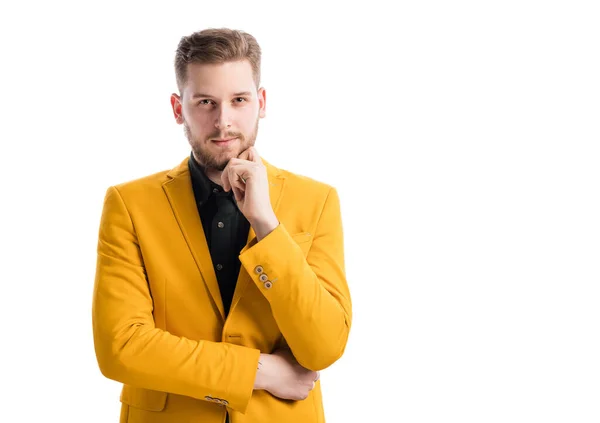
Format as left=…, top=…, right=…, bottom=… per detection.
left=112, top=157, right=189, bottom=192
left=106, top=157, right=188, bottom=198
left=109, top=169, right=169, bottom=196
left=279, top=166, right=337, bottom=198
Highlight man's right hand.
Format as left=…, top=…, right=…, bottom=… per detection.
left=253, top=348, right=320, bottom=401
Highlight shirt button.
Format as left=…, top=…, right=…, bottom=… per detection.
left=254, top=266, right=263, bottom=274
left=213, top=187, right=219, bottom=193
left=264, top=281, right=272, bottom=289
left=259, top=274, right=268, bottom=282
left=216, top=264, right=223, bottom=270
left=217, top=221, right=225, bottom=228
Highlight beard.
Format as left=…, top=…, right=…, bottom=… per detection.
left=183, top=116, right=259, bottom=171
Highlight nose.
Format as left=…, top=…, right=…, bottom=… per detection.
left=215, top=104, right=233, bottom=130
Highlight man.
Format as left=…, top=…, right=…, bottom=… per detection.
left=92, top=28, right=352, bottom=423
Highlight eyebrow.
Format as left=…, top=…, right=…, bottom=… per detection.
left=192, top=91, right=253, bottom=99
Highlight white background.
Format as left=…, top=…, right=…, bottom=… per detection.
left=1, top=1, right=599, bottom=422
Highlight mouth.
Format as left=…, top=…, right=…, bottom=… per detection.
left=211, top=137, right=238, bottom=147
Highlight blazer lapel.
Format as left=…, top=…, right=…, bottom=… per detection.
left=163, top=157, right=225, bottom=321
left=162, top=155, right=285, bottom=323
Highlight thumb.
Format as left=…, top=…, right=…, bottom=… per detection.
left=249, top=146, right=261, bottom=164
left=238, top=148, right=251, bottom=161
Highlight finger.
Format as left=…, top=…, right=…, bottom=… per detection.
left=230, top=163, right=251, bottom=185
left=226, top=165, right=242, bottom=192
left=230, top=176, right=246, bottom=195
left=228, top=157, right=245, bottom=165
left=232, top=185, right=243, bottom=202
left=221, top=165, right=232, bottom=192
left=315, top=372, right=320, bottom=381
left=311, top=381, right=315, bottom=390
left=237, top=148, right=251, bottom=161
left=249, top=146, right=261, bottom=164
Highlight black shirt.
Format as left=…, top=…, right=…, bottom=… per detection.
left=188, top=151, right=251, bottom=318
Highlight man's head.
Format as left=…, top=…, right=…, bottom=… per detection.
left=170, top=28, right=266, bottom=171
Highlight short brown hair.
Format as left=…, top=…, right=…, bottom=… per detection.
left=174, top=28, right=262, bottom=95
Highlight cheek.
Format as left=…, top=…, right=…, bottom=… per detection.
left=186, top=111, right=212, bottom=130
left=241, top=108, right=259, bottom=126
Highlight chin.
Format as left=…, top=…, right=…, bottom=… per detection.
left=214, top=161, right=229, bottom=171
left=194, top=141, right=246, bottom=171
left=214, top=154, right=237, bottom=171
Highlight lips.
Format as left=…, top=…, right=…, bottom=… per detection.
left=211, top=137, right=238, bottom=147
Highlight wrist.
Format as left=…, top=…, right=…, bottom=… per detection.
left=251, top=213, right=279, bottom=241
left=254, top=353, right=270, bottom=391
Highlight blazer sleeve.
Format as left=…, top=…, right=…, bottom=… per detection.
left=239, top=187, right=352, bottom=371
left=92, top=186, right=261, bottom=414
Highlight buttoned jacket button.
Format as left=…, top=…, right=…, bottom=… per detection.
left=254, top=265, right=263, bottom=274
left=264, top=281, right=272, bottom=289
left=259, top=274, right=268, bottom=282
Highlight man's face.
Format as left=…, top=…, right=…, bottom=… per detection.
left=171, top=60, right=266, bottom=171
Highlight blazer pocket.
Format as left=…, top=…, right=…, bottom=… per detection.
left=120, top=384, right=168, bottom=412
left=290, top=231, right=313, bottom=255
left=291, top=231, right=312, bottom=244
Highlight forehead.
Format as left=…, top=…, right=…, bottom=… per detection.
left=184, top=60, right=256, bottom=96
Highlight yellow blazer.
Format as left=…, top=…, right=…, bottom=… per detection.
left=92, top=155, right=352, bottom=423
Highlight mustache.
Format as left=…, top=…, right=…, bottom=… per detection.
left=208, top=131, right=243, bottom=140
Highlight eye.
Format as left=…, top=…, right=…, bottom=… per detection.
left=198, top=99, right=214, bottom=105
left=234, top=97, right=247, bottom=103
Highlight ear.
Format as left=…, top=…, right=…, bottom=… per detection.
left=170, top=93, right=184, bottom=124
left=257, top=87, right=266, bottom=118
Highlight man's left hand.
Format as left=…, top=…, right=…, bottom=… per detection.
left=221, top=146, right=279, bottom=240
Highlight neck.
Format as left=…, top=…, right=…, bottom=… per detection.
left=192, top=151, right=224, bottom=186
left=204, top=167, right=224, bottom=186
